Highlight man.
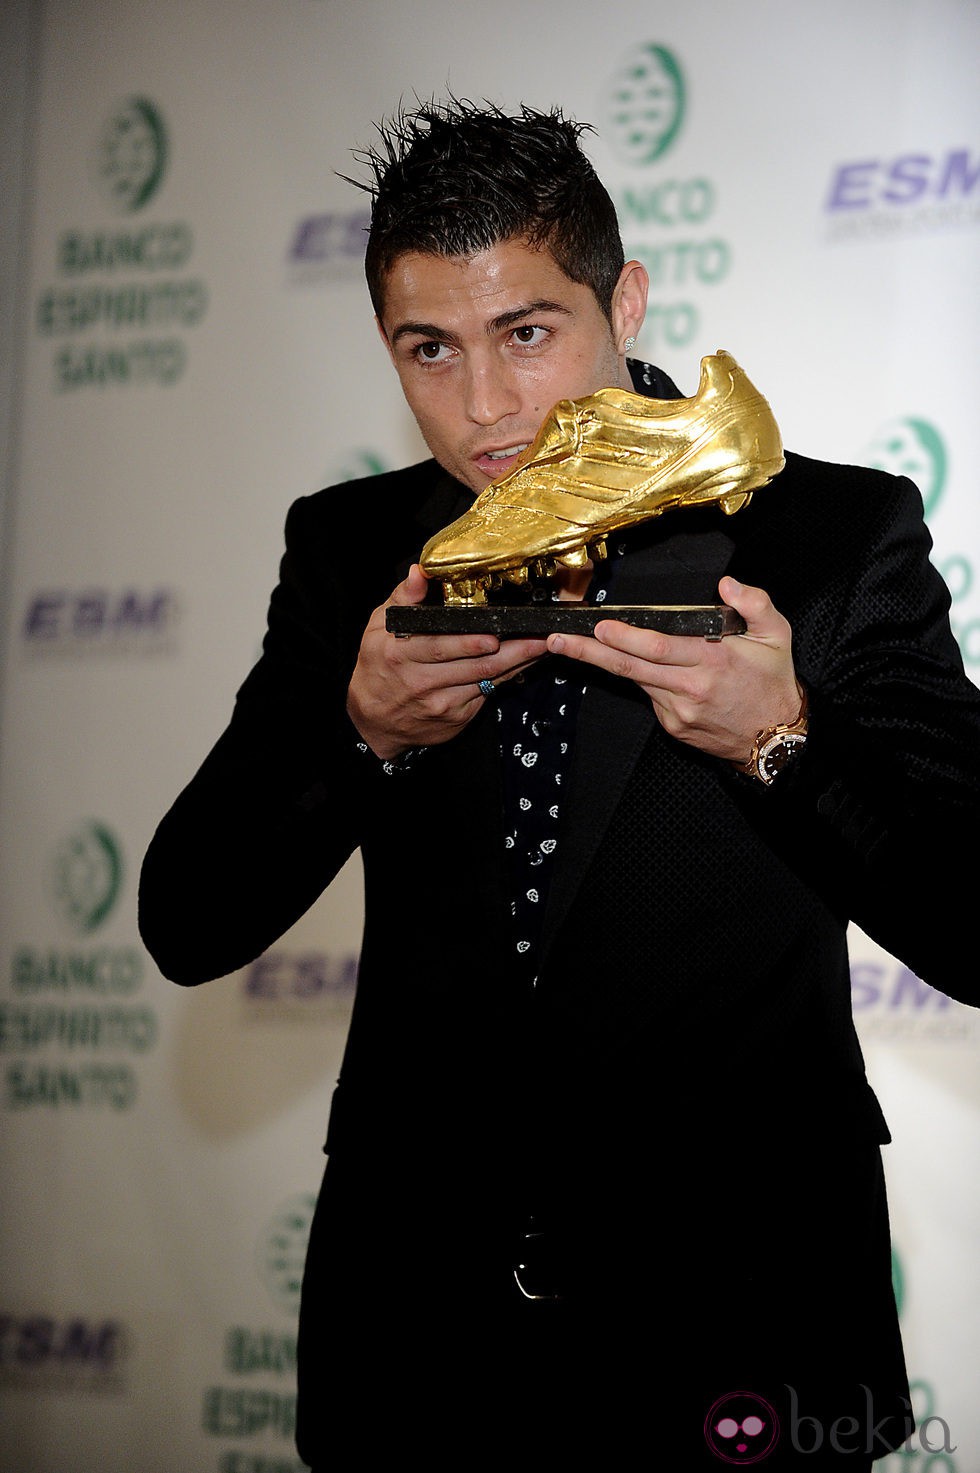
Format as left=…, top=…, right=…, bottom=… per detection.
left=139, top=100, right=980, bottom=1467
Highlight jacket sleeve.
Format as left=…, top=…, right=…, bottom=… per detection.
left=138, top=493, right=387, bottom=985
left=730, top=468, right=980, bottom=1004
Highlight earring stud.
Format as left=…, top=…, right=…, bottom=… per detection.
left=623, top=336, right=636, bottom=353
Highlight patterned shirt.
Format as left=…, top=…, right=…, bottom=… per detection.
left=496, top=549, right=624, bottom=986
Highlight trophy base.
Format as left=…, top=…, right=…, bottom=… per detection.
left=386, top=603, right=746, bottom=641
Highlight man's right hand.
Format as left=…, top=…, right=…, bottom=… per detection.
left=346, top=564, right=549, bottom=761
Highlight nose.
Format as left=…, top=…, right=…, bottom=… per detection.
left=463, top=354, right=521, bottom=426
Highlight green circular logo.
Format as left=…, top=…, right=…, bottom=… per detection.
left=94, top=97, right=168, bottom=213
left=51, top=820, right=124, bottom=933
left=327, top=448, right=390, bottom=484
left=604, top=43, right=686, bottom=166
left=258, top=1194, right=316, bottom=1314
left=891, top=1246, right=904, bottom=1319
left=863, top=416, right=947, bottom=519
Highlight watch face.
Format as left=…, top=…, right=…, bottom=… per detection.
left=759, top=732, right=806, bottom=782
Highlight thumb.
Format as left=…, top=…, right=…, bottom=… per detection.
left=719, top=576, right=785, bottom=643
left=388, top=563, right=431, bottom=607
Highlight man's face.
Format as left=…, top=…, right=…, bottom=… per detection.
left=377, top=237, right=641, bottom=496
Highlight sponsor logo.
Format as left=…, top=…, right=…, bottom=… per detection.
left=942, top=553, right=980, bottom=669
left=860, top=418, right=979, bottom=671
left=286, top=209, right=371, bottom=283
left=21, top=586, right=181, bottom=656
left=10, top=945, right=143, bottom=994
left=201, top=1325, right=302, bottom=1461
left=851, top=959, right=979, bottom=1043
left=891, top=1247, right=904, bottom=1320
left=93, top=97, right=168, bottom=213
left=257, top=1195, right=316, bottom=1315
left=862, top=417, right=946, bottom=520
left=35, top=97, right=208, bottom=390
left=202, top=1386, right=296, bottom=1441
left=242, top=949, right=357, bottom=1021
left=1, top=825, right=158, bottom=1112
left=224, top=1327, right=296, bottom=1377
left=604, top=43, right=686, bottom=166
left=217, top=1453, right=308, bottom=1473
left=825, top=148, right=980, bottom=241
left=325, top=448, right=390, bottom=484
left=605, top=44, right=732, bottom=356
left=875, top=1249, right=962, bottom=1471
left=0, top=1313, right=130, bottom=1390
left=50, top=820, right=123, bottom=934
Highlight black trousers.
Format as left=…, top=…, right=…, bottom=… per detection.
left=295, top=1151, right=907, bottom=1470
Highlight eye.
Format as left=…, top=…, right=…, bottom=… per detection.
left=413, top=340, right=453, bottom=364
left=511, top=324, right=549, bottom=346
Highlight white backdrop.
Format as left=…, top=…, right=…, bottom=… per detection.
left=1, top=2, right=978, bottom=1469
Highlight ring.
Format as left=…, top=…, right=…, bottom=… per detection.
left=478, top=678, right=496, bottom=698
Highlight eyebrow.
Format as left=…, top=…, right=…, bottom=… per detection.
left=389, top=298, right=574, bottom=346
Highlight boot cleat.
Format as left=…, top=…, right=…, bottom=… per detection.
left=421, top=350, right=784, bottom=605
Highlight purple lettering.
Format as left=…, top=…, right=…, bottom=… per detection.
left=882, top=155, right=931, bottom=204
left=290, top=215, right=332, bottom=263
left=850, top=962, right=884, bottom=1010
left=23, top=594, right=64, bottom=638
left=827, top=161, right=879, bottom=210
left=244, top=955, right=282, bottom=998
left=73, top=591, right=107, bottom=636
left=113, top=589, right=170, bottom=631
left=937, top=148, right=980, bottom=199
left=891, top=968, right=950, bottom=1011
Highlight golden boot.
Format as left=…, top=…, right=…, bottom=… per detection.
left=420, top=350, right=784, bottom=606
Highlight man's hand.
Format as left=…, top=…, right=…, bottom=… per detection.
left=545, top=576, right=800, bottom=765
left=347, top=565, right=549, bottom=761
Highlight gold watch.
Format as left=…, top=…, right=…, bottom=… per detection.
left=739, top=682, right=808, bottom=785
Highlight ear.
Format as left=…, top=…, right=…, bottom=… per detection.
left=610, top=260, right=649, bottom=354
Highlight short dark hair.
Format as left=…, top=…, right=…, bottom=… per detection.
left=350, top=97, right=626, bottom=322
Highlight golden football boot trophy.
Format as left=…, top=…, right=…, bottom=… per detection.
left=387, top=350, right=783, bottom=638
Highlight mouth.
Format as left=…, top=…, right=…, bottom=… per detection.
left=473, top=443, right=531, bottom=479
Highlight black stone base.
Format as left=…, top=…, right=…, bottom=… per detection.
left=386, top=603, right=746, bottom=640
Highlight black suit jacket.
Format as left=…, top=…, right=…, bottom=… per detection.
left=140, top=431, right=980, bottom=1464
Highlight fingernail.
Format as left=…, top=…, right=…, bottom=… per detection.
left=549, top=634, right=565, bottom=653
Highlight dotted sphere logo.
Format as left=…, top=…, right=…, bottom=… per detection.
left=328, top=449, right=390, bottom=484
left=52, top=820, right=123, bottom=934
left=94, top=96, right=168, bottom=213
left=863, top=417, right=946, bottom=519
left=258, top=1194, right=317, bottom=1314
left=604, top=42, right=686, bottom=166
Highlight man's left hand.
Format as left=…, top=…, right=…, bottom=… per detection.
left=546, top=575, right=800, bottom=765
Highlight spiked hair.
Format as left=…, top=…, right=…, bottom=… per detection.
left=350, top=98, right=626, bottom=322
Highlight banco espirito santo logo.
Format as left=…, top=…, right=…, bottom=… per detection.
left=51, top=820, right=124, bottom=933
left=259, top=1194, right=316, bottom=1314
left=862, top=417, right=946, bottom=519
left=604, top=43, right=686, bottom=167
left=327, top=448, right=390, bottom=485
left=93, top=97, right=168, bottom=213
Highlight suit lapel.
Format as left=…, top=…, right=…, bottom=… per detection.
left=539, top=517, right=736, bottom=960
left=395, top=469, right=472, bottom=582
